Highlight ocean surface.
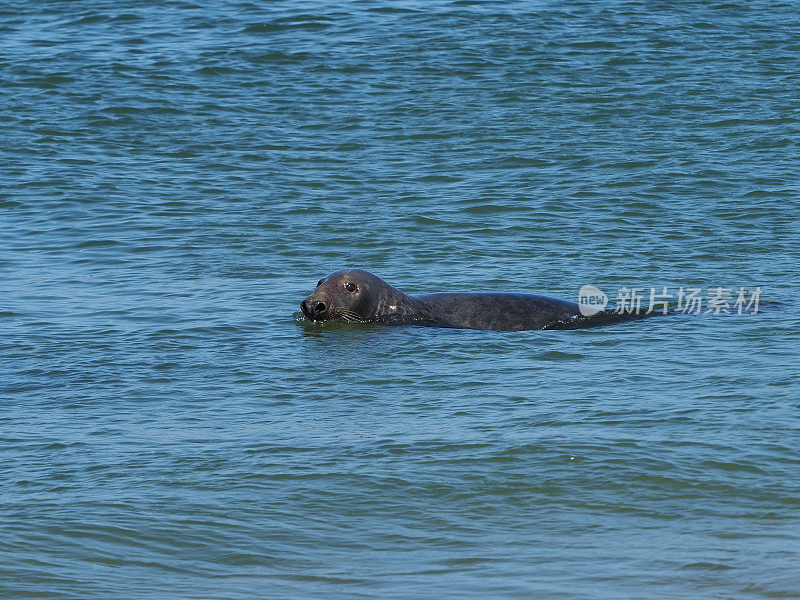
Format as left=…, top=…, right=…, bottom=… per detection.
left=2, top=1, right=799, bottom=598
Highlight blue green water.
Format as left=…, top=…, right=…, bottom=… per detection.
left=2, top=1, right=799, bottom=598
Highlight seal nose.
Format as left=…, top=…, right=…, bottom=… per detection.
left=301, top=297, right=327, bottom=319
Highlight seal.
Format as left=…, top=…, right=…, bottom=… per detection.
left=300, top=269, right=636, bottom=331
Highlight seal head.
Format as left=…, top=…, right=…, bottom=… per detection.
left=300, top=269, right=418, bottom=323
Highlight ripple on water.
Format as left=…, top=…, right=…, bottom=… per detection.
left=2, top=1, right=800, bottom=599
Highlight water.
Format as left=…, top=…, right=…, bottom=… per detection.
left=2, top=1, right=799, bottom=598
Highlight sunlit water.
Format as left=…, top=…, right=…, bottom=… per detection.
left=2, top=2, right=799, bottom=598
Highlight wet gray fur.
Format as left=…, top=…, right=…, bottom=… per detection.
left=300, top=269, right=613, bottom=331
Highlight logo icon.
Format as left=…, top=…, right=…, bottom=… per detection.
left=578, top=285, right=608, bottom=316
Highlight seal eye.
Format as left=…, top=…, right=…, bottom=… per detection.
left=317, top=279, right=324, bottom=287
left=345, top=282, right=357, bottom=293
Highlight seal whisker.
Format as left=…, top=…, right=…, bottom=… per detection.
left=338, top=310, right=365, bottom=323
